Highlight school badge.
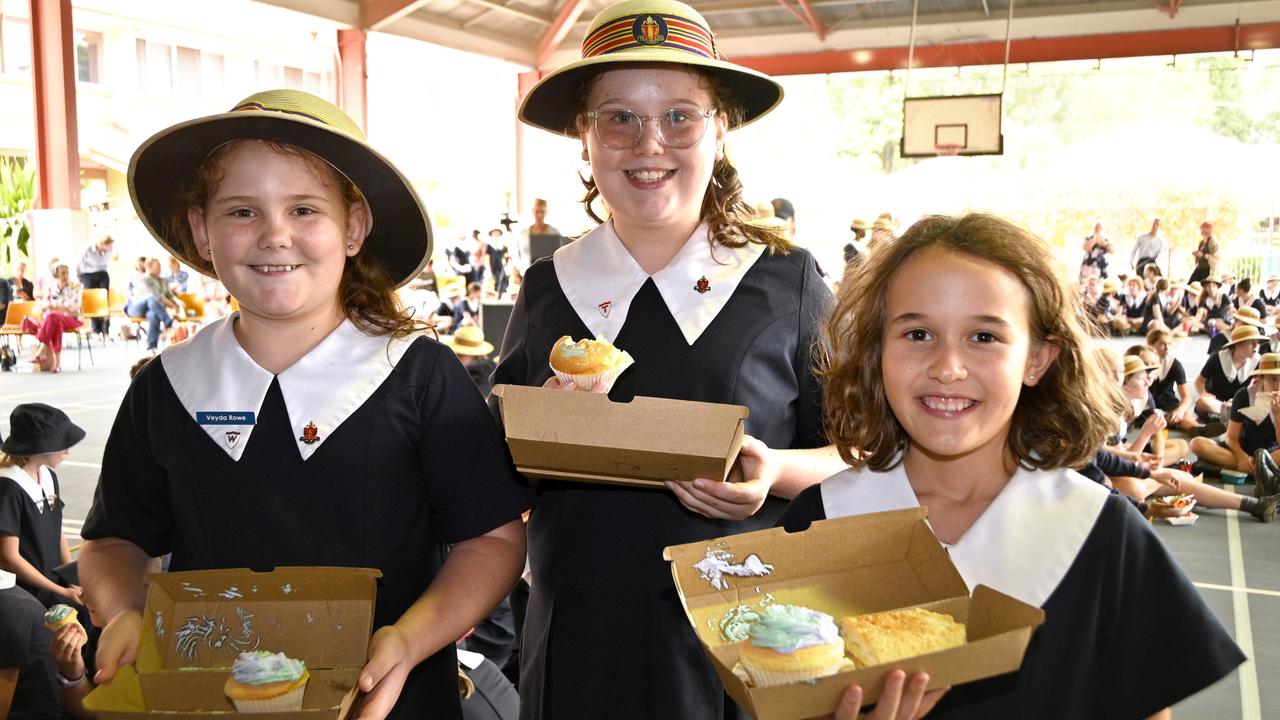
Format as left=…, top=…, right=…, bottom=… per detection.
left=299, top=422, right=320, bottom=444
left=599, top=300, right=613, bottom=317
left=224, top=431, right=241, bottom=448
left=633, top=14, right=667, bottom=46
left=694, top=276, right=711, bottom=294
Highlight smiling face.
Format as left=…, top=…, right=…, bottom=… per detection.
left=580, top=66, right=726, bottom=240
left=187, top=140, right=365, bottom=327
left=881, top=247, right=1056, bottom=470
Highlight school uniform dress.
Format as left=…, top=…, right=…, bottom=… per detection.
left=0, top=465, right=65, bottom=607
left=1260, top=287, right=1280, bottom=314
left=81, top=317, right=533, bottom=719
left=1150, top=356, right=1187, bottom=413
left=780, top=464, right=1244, bottom=719
left=1200, top=296, right=1232, bottom=325
left=1200, top=350, right=1260, bottom=405
left=1122, top=293, right=1148, bottom=326
left=1225, top=384, right=1280, bottom=455
left=0, top=581, right=60, bottom=719
left=492, top=222, right=830, bottom=720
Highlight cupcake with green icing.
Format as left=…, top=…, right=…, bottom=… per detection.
left=43, top=604, right=79, bottom=631
left=224, top=650, right=309, bottom=712
left=738, top=604, right=846, bottom=687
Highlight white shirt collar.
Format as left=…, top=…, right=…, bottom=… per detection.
left=553, top=221, right=766, bottom=345
left=1218, top=349, right=1259, bottom=383
left=0, top=570, right=13, bottom=589
left=0, top=464, right=50, bottom=506
left=161, top=315, right=419, bottom=462
left=821, top=463, right=1109, bottom=607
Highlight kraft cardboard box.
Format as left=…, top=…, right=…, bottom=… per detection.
left=492, top=384, right=748, bottom=488
left=84, top=567, right=380, bottom=718
left=663, top=508, right=1045, bottom=720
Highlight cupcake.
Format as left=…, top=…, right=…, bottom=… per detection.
left=43, top=604, right=79, bottom=632
left=548, top=335, right=634, bottom=392
left=224, top=651, right=309, bottom=712
left=738, top=604, right=847, bottom=687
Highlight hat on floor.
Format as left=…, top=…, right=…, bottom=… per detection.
left=1252, top=353, right=1280, bottom=376
left=1122, top=354, right=1159, bottom=379
left=1, top=404, right=85, bottom=456
left=1224, top=324, right=1267, bottom=347
left=445, top=325, right=495, bottom=356
left=518, top=0, right=783, bottom=136
left=129, top=89, right=432, bottom=288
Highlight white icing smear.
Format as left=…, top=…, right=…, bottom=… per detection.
left=695, top=549, right=774, bottom=591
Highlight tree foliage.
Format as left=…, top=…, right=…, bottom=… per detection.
left=0, top=157, right=34, bottom=270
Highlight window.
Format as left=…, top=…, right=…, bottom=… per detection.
left=176, top=46, right=200, bottom=95
left=1, top=16, right=31, bottom=76
left=255, top=60, right=280, bottom=86
left=202, top=52, right=224, bottom=94
left=304, top=71, right=324, bottom=96
left=283, top=66, right=303, bottom=90
left=75, top=31, right=102, bottom=83
left=137, top=38, right=174, bottom=93
left=138, top=41, right=219, bottom=96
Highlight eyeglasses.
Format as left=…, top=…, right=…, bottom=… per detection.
left=583, top=107, right=717, bottom=149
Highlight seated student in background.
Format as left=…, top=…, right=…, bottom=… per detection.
left=785, top=213, right=1243, bottom=719
left=1209, top=306, right=1273, bottom=356
left=1261, top=275, right=1280, bottom=317
left=1115, top=350, right=1190, bottom=468
left=1197, top=324, right=1264, bottom=423
left=1232, top=276, right=1268, bottom=318
left=1149, top=278, right=1188, bottom=332
left=1191, top=353, right=1280, bottom=499
left=1193, top=276, right=1232, bottom=336
left=1120, top=276, right=1149, bottom=334
left=1146, top=328, right=1217, bottom=434
left=445, top=327, right=497, bottom=399
left=0, top=572, right=59, bottom=720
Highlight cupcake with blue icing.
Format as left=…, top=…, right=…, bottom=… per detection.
left=43, top=604, right=79, bottom=631
left=738, top=604, right=846, bottom=687
left=224, top=650, right=309, bottom=712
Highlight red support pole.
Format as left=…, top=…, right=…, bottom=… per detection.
left=337, top=28, right=368, bottom=134
left=514, top=70, right=542, bottom=213
left=29, top=0, right=79, bottom=210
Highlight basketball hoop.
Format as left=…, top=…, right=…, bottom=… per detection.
left=934, top=144, right=962, bottom=157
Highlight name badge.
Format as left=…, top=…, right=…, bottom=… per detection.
left=196, top=411, right=257, bottom=426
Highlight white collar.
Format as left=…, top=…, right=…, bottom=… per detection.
left=0, top=571, right=13, bottom=589
left=1218, top=349, right=1259, bottom=383
left=0, top=464, right=50, bottom=505
left=1158, top=354, right=1175, bottom=382
left=161, top=315, right=418, bottom=462
left=821, top=463, right=1108, bottom=607
left=553, top=221, right=766, bottom=345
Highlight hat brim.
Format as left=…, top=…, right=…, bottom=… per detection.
left=447, top=340, right=495, bottom=356
left=1252, top=366, right=1280, bottom=376
left=0, top=422, right=85, bottom=456
left=1231, top=312, right=1270, bottom=329
left=1225, top=333, right=1267, bottom=346
left=129, top=111, right=432, bottom=288
left=518, top=51, right=783, bottom=137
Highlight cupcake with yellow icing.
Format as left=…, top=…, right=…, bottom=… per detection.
left=224, top=651, right=309, bottom=712
left=43, top=604, right=79, bottom=632
left=548, top=335, right=634, bottom=392
left=738, top=604, right=846, bottom=687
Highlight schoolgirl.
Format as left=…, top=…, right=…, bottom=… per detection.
left=1149, top=278, right=1187, bottom=332
left=78, top=90, right=532, bottom=719
left=784, top=214, right=1243, bottom=719
left=497, top=1, right=834, bottom=716
left=1145, top=328, right=1209, bottom=434
left=1260, top=275, right=1280, bottom=316
left=1190, top=352, right=1280, bottom=519
left=0, top=404, right=83, bottom=608
left=1196, top=324, right=1263, bottom=422
left=1120, top=276, right=1149, bottom=334
left=1194, top=276, right=1232, bottom=335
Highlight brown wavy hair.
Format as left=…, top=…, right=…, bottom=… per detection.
left=159, top=139, right=428, bottom=338
left=820, top=213, right=1127, bottom=472
left=570, top=65, right=790, bottom=255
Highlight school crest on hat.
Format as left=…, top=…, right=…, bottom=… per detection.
left=634, top=14, right=667, bottom=45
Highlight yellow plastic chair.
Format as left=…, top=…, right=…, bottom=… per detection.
left=80, top=288, right=109, bottom=344
left=0, top=301, right=41, bottom=351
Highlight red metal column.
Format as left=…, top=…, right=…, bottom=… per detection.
left=337, top=28, right=368, bottom=133
left=514, top=69, right=543, bottom=212
left=29, top=0, right=80, bottom=210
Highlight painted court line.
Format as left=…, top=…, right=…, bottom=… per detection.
left=1195, top=582, right=1280, bottom=599
left=1224, top=486, right=1262, bottom=720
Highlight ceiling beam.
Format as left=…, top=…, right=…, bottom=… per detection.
left=731, top=21, right=1280, bottom=75
left=793, top=0, right=828, bottom=40
left=463, top=0, right=552, bottom=26
left=535, top=0, right=590, bottom=67
left=361, top=0, right=431, bottom=31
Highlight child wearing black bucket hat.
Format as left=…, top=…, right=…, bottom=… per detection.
left=0, top=403, right=85, bottom=608
left=78, top=90, right=532, bottom=720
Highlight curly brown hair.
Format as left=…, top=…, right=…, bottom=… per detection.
left=570, top=65, right=790, bottom=255
left=820, top=213, right=1126, bottom=472
left=159, top=139, right=428, bottom=338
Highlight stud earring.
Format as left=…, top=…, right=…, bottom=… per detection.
left=347, top=244, right=355, bottom=250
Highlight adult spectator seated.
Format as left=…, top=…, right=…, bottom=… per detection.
left=0, top=573, right=60, bottom=720
left=163, top=256, right=190, bottom=294
left=23, top=264, right=82, bottom=373
left=125, top=258, right=181, bottom=353
left=75, top=236, right=113, bottom=338
left=9, top=261, right=33, bottom=301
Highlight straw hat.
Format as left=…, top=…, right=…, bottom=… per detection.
left=1203, top=275, right=1223, bottom=287
left=445, top=325, right=495, bottom=356
left=1231, top=306, right=1268, bottom=329
left=850, top=218, right=867, bottom=232
left=129, top=89, right=432, bottom=288
left=1224, top=324, right=1267, bottom=347
left=519, top=0, right=783, bottom=136
left=1268, top=275, right=1280, bottom=283
left=1122, top=354, right=1159, bottom=378
left=1101, top=279, right=1120, bottom=294
left=1186, top=281, right=1203, bottom=296
left=1252, top=353, right=1280, bottom=376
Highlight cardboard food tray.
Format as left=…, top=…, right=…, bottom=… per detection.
left=664, top=508, right=1046, bottom=720
left=492, top=384, right=748, bottom=488
left=84, top=566, right=380, bottom=718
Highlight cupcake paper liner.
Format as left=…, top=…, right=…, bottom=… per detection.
left=229, top=683, right=307, bottom=712
left=552, top=351, right=635, bottom=393
left=741, top=659, right=847, bottom=688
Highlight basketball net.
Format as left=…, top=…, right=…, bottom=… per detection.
left=934, top=144, right=962, bottom=157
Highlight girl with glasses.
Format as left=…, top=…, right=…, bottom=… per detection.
left=497, top=0, right=843, bottom=717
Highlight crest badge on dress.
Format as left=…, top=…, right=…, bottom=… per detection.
left=224, top=431, right=240, bottom=448
left=694, top=276, right=711, bottom=294
left=598, top=300, right=613, bottom=317
left=299, top=422, right=321, bottom=444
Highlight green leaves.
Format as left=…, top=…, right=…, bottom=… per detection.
left=0, top=156, right=35, bottom=268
